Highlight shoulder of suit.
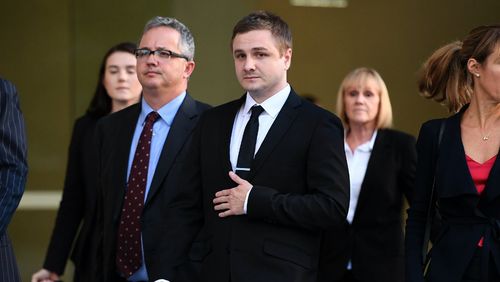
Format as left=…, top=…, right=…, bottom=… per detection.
left=74, top=113, right=100, bottom=128
left=418, top=117, right=448, bottom=138
left=97, top=103, right=139, bottom=129
left=193, top=100, right=212, bottom=112
left=0, top=77, right=17, bottom=99
left=202, top=98, right=241, bottom=117
left=379, top=128, right=416, bottom=142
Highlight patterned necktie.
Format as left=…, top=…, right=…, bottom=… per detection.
left=235, top=105, right=264, bottom=179
left=116, top=111, right=160, bottom=278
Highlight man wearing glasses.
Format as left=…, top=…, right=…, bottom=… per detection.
left=96, top=16, right=209, bottom=282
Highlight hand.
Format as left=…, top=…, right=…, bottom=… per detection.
left=32, top=269, right=60, bottom=282
left=213, top=171, right=253, bottom=217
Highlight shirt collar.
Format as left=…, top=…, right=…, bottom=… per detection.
left=344, top=130, right=378, bottom=153
left=139, top=92, right=186, bottom=126
left=242, top=84, right=290, bottom=118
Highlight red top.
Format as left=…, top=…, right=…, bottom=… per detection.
left=466, top=154, right=497, bottom=247
left=466, top=154, right=497, bottom=194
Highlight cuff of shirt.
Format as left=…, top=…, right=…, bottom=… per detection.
left=243, top=187, right=253, bottom=214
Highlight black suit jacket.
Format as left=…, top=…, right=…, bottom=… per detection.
left=96, top=94, right=210, bottom=281
left=0, top=77, right=26, bottom=282
left=174, top=89, right=350, bottom=282
left=319, top=129, right=416, bottom=282
left=43, top=114, right=100, bottom=281
left=405, top=106, right=500, bottom=282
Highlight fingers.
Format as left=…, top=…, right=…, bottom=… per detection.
left=32, top=269, right=49, bottom=282
left=214, top=202, right=230, bottom=211
left=228, top=171, right=244, bottom=184
left=218, top=209, right=235, bottom=218
left=213, top=195, right=229, bottom=204
left=215, top=189, right=231, bottom=198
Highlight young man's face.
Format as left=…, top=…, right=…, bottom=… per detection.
left=232, top=29, right=291, bottom=101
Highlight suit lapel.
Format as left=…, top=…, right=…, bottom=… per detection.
left=438, top=111, right=478, bottom=198
left=220, top=96, right=246, bottom=173
left=145, top=95, right=199, bottom=205
left=249, top=90, right=302, bottom=179
left=351, top=130, right=387, bottom=224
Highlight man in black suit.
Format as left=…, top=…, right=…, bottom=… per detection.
left=0, top=77, right=27, bottom=282
left=95, top=17, right=209, bottom=281
left=173, top=11, right=350, bottom=282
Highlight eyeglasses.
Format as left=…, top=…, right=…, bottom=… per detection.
left=134, top=48, right=189, bottom=61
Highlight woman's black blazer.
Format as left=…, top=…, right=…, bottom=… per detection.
left=319, top=129, right=417, bottom=282
left=43, top=114, right=100, bottom=281
left=405, top=106, right=500, bottom=282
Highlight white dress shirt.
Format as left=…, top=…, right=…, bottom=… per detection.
left=344, top=130, right=377, bottom=224
left=229, top=84, right=291, bottom=213
left=344, top=130, right=377, bottom=270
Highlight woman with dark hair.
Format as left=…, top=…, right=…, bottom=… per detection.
left=32, top=42, right=142, bottom=282
left=319, top=67, right=416, bottom=282
left=405, top=25, right=500, bottom=282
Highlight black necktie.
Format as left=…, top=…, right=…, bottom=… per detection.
left=236, top=105, right=264, bottom=179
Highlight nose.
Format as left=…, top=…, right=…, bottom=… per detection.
left=118, top=69, right=127, bottom=81
left=354, top=93, right=364, bottom=103
left=145, top=52, right=158, bottom=66
left=243, top=57, right=255, bottom=72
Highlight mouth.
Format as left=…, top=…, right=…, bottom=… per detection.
left=116, top=87, right=129, bottom=90
left=243, top=76, right=259, bottom=80
left=145, top=70, right=160, bottom=76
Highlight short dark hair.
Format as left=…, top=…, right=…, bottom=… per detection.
left=231, top=11, right=292, bottom=54
left=87, top=42, right=137, bottom=118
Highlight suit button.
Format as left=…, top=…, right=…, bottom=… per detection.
left=226, top=247, right=231, bottom=254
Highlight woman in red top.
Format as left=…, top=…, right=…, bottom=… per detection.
left=405, top=25, right=500, bottom=282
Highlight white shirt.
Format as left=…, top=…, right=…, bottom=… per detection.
left=229, top=84, right=291, bottom=213
left=344, top=130, right=378, bottom=224
left=344, top=130, right=377, bottom=270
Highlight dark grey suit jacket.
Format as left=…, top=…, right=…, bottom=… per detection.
left=96, top=94, right=210, bottom=281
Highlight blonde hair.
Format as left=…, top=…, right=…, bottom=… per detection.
left=336, top=67, right=393, bottom=130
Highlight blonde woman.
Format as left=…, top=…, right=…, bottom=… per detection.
left=319, top=68, right=416, bottom=282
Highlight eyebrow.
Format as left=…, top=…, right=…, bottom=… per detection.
left=233, top=47, right=269, bottom=53
left=251, top=47, right=269, bottom=52
left=107, top=64, right=136, bottom=69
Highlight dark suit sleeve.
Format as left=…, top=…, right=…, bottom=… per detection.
left=43, top=117, right=92, bottom=274
left=398, top=133, right=417, bottom=204
left=405, top=120, right=441, bottom=282
left=0, top=79, right=27, bottom=235
left=247, top=113, right=350, bottom=230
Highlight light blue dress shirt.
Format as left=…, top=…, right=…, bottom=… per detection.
left=126, top=92, right=186, bottom=282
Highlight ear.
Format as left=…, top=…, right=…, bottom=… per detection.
left=283, top=48, right=292, bottom=70
left=183, top=60, right=196, bottom=79
left=467, top=58, right=481, bottom=77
